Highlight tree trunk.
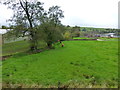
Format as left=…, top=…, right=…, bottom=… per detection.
left=20, top=0, right=38, bottom=52
left=29, top=31, right=38, bottom=52
left=47, top=43, right=52, bottom=49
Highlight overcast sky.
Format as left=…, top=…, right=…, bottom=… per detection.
left=0, top=0, right=119, bottom=29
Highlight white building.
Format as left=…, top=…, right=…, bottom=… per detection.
left=100, top=33, right=117, bottom=37
left=0, top=29, right=10, bottom=34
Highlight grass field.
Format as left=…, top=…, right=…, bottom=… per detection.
left=73, top=37, right=118, bottom=40
left=2, top=40, right=46, bottom=56
left=2, top=39, right=118, bottom=88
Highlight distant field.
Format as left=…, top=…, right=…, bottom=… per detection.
left=2, top=40, right=29, bottom=56
left=2, top=40, right=118, bottom=88
left=73, top=37, right=119, bottom=41
left=2, top=40, right=46, bottom=56
left=73, top=37, right=95, bottom=39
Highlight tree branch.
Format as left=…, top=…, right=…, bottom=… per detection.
left=19, top=0, right=26, bottom=11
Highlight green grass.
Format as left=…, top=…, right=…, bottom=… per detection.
left=73, top=37, right=119, bottom=41
left=2, top=40, right=29, bottom=56
left=2, top=40, right=46, bottom=56
left=2, top=40, right=118, bottom=88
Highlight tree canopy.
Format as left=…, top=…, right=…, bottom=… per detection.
left=1, top=0, right=65, bottom=52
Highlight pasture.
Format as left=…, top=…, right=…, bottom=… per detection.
left=2, top=39, right=118, bottom=88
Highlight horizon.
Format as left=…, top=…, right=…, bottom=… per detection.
left=0, top=26, right=119, bottom=34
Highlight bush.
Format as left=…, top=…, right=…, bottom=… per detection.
left=63, top=31, right=72, bottom=40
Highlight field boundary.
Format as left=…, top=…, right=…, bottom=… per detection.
left=70, top=39, right=97, bottom=41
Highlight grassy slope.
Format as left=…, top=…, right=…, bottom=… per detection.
left=2, top=40, right=29, bottom=56
left=2, top=40, right=118, bottom=88
left=2, top=40, right=46, bottom=56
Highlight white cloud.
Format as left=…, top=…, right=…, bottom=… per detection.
left=0, top=0, right=119, bottom=28
left=40, top=0, right=118, bottom=28
left=0, top=4, right=13, bottom=27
